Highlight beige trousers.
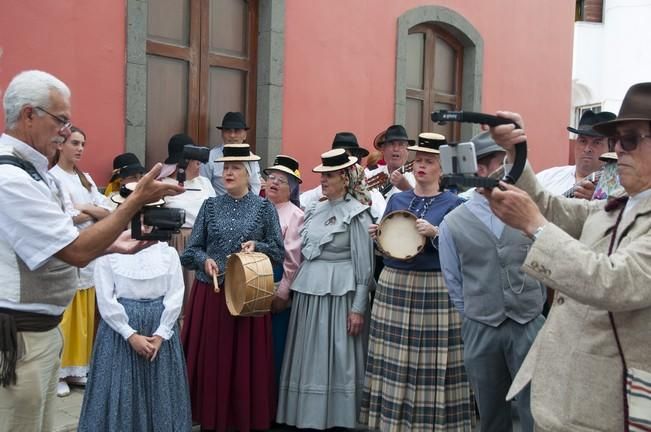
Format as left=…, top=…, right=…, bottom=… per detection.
left=0, top=327, right=63, bottom=432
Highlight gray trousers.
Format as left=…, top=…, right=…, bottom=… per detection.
left=461, top=315, right=544, bottom=432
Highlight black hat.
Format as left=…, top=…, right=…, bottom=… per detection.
left=216, top=112, right=249, bottom=130
left=567, top=110, right=617, bottom=137
left=594, top=82, right=651, bottom=136
left=471, top=131, right=505, bottom=159
left=164, top=133, right=195, bottom=165
left=331, top=132, right=369, bottom=158
left=214, top=144, right=261, bottom=162
left=312, top=148, right=357, bottom=173
left=110, top=153, right=145, bottom=182
left=264, top=155, right=302, bottom=183
left=384, top=125, right=415, bottom=145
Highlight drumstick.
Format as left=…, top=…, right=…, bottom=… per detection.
left=212, top=272, right=220, bottom=293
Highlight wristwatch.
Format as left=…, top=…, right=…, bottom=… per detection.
left=529, top=225, right=545, bottom=241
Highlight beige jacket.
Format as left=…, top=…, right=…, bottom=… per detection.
left=506, top=164, right=651, bottom=432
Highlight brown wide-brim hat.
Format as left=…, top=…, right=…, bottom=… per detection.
left=312, top=148, right=357, bottom=173
left=111, top=182, right=165, bottom=206
left=372, top=130, right=386, bottom=150
left=214, top=144, right=261, bottom=162
left=593, top=82, right=651, bottom=136
left=263, top=155, right=302, bottom=183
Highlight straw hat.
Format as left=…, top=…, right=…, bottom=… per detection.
left=407, top=132, right=445, bottom=154
left=312, top=148, right=357, bottom=173
left=214, top=144, right=261, bottom=162
left=263, top=155, right=302, bottom=183
left=110, top=182, right=165, bottom=206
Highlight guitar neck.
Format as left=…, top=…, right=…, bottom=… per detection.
left=563, top=170, right=602, bottom=198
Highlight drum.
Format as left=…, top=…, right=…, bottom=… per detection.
left=224, top=252, right=275, bottom=317
left=376, top=210, right=426, bottom=260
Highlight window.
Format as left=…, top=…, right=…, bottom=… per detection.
left=145, top=0, right=258, bottom=167
left=405, top=24, right=463, bottom=142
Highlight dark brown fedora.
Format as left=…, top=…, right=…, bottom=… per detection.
left=593, top=82, right=651, bottom=136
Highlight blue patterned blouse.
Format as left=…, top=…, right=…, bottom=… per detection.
left=180, top=192, right=284, bottom=283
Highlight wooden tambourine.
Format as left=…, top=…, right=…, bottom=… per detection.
left=376, top=210, right=426, bottom=260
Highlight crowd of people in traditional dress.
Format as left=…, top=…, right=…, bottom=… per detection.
left=1, top=70, right=650, bottom=432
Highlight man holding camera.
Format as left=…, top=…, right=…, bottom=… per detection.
left=0, top=70, right=182, bottom=431
left=438, top=132, right=545, bottom=432
left=201, top=111, right=262, bottom=195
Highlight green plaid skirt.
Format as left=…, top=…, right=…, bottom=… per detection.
left=359, top=267, right=475, bottom=431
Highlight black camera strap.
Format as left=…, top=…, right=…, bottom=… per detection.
left=0, top=155, right=45, bottom=183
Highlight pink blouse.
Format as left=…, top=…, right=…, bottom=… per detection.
left=274, top=201, right=304, bottom=299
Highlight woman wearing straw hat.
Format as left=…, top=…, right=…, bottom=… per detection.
left=180, top=144, right=284, bottom=432
left=262, top=155, right=304, bottom=387
left=361, top=136, right=475, bottom=431
left=277, top=148, right=374, bottom=429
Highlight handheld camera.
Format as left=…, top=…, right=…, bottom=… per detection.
left=176, top=145, right=210, bottom=185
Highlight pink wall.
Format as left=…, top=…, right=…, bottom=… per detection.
left=0, top=0, right=126, bottom=184
left=282, top=0, right=576, bottom=188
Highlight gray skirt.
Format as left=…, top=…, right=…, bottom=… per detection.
left=78, top=297, right=192, bottom=432
left=277, top=291, right=368, bottom=429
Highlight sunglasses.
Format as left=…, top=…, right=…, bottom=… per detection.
left=607, top=133, right=651, bottom=151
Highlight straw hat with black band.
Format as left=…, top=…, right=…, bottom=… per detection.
left=312, top=148, right=357, bottom=172
left=264, top=155, right=302, bottom=183
left=407, top=133, right=445, bottom=154
left=214, top=144, right=261, bottom=162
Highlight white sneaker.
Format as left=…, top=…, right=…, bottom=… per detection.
left=56, top=381, right=70, bottom=397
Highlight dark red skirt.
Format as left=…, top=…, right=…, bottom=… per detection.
left=181, top=280, right=275, bottom=431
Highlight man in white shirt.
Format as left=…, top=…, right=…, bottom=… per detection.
left=0, top=70, right=182, bottom=431
left=536, top=110, right=615, bottom=198
left=200, top=111, right=262, bottom=195
left=366, top=124, right=415, bottom=200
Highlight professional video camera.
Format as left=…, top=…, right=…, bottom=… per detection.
left=112, top=183, right=186, bottom=241
left=176, top=145, right=210, bottom=186
left=430, top=110, right=527, bottom=189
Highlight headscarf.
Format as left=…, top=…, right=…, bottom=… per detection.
left=346, top=164, right=372, bottom=206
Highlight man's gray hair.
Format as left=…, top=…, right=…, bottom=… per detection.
left=3, top=70, right=71, bottom=129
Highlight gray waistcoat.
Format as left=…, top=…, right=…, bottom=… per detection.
left=445, top=205, right=545, bottom=326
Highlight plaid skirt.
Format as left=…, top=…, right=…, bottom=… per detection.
left=359, top=267, right=475, bottom=432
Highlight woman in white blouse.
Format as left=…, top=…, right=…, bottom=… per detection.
left=77, top=241, right=192, bottom=431
left=49, top=126, right=112, bottom=396
left=160, top=133, right=215, bottom=310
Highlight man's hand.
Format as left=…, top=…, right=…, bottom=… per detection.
left=572, top=179, right=597, bottom=200
left=106, top=230, right=154, bottom=255
left=480, top=182, right=548, bottom=236
left=487, top=111, right=527, bottom=163
left=130, top=163, right=185, bottom=206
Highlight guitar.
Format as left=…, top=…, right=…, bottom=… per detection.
left=367, top=161, right=415, bottom=196
left=563, top=169, right=603, bottom=198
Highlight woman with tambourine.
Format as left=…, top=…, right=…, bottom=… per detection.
left=361, top=134, right=476, bottom=431
left=180, top=144, right=284, bottom=432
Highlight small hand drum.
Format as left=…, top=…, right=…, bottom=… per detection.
left=376, top=210, right=426, bottom=260
left=224, top=252, right=274, bottom=316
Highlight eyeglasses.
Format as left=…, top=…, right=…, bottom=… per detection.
left=267, top=174, right=289, bottom=185
left=608, top=133, right=651, bottom=151
left=385, top=140, right=409, bottom=148
left=35, top=106, right=72, bottom=131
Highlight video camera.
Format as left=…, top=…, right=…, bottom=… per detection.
left=114, top=183, right=186, bottom=241
left=430, top=110, right=527, bottom=189
left=176, top=145, right=210, bottom=185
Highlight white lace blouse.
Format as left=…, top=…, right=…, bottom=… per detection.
left=93, top=242, right=184, bottom=341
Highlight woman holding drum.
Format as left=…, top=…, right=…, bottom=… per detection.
left=262, top=155, right=304, bottom=385
left=180, top=144, right=284, bottom=432
left=360, top=136, right=476, bottom=431
left=277, top=148, right=374, bottom=429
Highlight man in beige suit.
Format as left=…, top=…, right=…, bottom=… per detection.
left=482, top=82, right=651, bottom=431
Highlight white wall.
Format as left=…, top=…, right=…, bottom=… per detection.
left=572, top=0, right=651, bottom=127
